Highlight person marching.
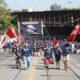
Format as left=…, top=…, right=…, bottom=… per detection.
left=55, top=47, right=61, bottom=69
left=62, top=39, right=70, bottom=71
left=21, top=41, right=31, bottom=70
left=14, top=42, right=22, bottom=69
left=43, top=47, right=52, bottom=69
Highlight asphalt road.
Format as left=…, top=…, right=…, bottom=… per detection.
left=0, top=50, right=13, bottom=63
left=70, top=54, right=80, bottom=69
left=0, top=50, right=80, bottom=80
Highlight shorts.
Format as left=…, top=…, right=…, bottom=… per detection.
left=63, top=54, right=70, bottom=61
left=55, top=54, right=61, bottom=62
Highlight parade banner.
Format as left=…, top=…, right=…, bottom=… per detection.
left=20, top=22, right=43, bottom=34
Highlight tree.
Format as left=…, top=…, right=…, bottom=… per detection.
left=0, top=0, right=12, bottom=32
left=0, top=0, right=7, bottom=7
left=11, top=15, right=17, bottom=26
left=63, top=8, right=80, bottom=10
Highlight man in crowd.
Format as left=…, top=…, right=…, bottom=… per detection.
left=62, top=39, right=70, bottom=71
left=21, top=41, right=32, bottom=70
left=14, top=42, right=22, bottom=69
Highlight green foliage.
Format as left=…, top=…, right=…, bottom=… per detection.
left=11, top=15, right=17, bottom=25
left=0, top=0, right=13, bottom=32
left=0, top=0, right=7, bottom=7
left=63, top=8, right=80, bottom=10
left=0, top=24, right=3, bottom=29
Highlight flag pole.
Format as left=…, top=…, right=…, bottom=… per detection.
left=17, top=19, right=21, bottom=45
left=41, top=21, right=44, bottom=40
left=17, top=19, right=20, bottom=35
left=41, top=21, right=43, bottom=35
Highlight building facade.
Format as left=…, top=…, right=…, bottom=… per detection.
left=11, top=10, right=80, bottom=39
left=51, top=4, right=61, bottom=11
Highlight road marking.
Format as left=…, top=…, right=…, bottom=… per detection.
left=28, top=57, right=39, bottom=80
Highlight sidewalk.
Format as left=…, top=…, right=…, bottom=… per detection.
left=0, top=55, right=80, bottom=80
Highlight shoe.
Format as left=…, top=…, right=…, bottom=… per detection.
left=20, top=66, right=27, bottom=70
left=46, top=66, right=49, bottom=69
left=19, top=67, right=23, bottom=70
left=57, top=67, right=60, bottom=70
left=23, top=67, right=27, bottom=70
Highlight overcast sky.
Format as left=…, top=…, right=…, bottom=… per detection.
left=5, top=0, right=80, bottom=11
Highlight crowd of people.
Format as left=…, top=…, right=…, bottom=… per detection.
left=2, top=39, right=80, bottom=71
left=43, top=39, right=70, bottom=71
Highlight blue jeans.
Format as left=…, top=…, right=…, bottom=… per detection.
left=23, top=56, right=30, bottom=69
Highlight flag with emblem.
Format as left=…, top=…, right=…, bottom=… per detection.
left=66, top=24, right=80, bottom=40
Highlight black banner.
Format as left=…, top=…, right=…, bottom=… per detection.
left=20, top=22, right=43, bottom=34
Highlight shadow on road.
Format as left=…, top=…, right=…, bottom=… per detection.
left=7, top=64, right=17, bottom=69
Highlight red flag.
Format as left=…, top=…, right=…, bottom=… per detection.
left=53, top=37, right=59, bottom=47
left=66, top=24, right=80, bottom=40
left=1, top=36, right=6, bottom=45
left=6, top=28, right=16, bottom=39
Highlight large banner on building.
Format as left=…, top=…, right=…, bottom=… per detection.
left=20, top=22, right=43, bottom=34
